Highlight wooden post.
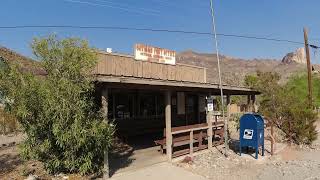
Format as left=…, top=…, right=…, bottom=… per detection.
left=226, top=95, right=231, bottom=151
left=304, top=27, right=313, bottom=108
left=251, top=95, right=256, bottom=113
left=207, top=96, right=213, bottom=150
left=226, top=95, right=231, bottom=120
left=165, top=90, right=172, bottom=161
left=101, top=88, right=109, bottom=179
left=270, top=124, right=275, bottom=155
left=189, top=130, right=194, bottom=156
left=247, top=95, right=251, bottom=112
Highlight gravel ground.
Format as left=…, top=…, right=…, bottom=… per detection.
left=258, top=160, right=320, bottom=180
left=177, top=145, right=320, bottom=180
left=0, top=133, right=25, bottom=147
left=176, top=121, right=320, bottom=180
left=177, top=147, right=267, bottom=180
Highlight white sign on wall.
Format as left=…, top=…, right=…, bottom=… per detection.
left=207, top=97, right=214, bottom=112
left=134, top=44, right=176, bottom=65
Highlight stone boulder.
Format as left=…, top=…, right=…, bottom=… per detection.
left=282, top=47, right=306, bottom=64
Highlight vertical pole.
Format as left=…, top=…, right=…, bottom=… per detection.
left=247, top=95, right=252, bottom=112
left=270, top=124, right=274, bottom=155
left=226, top=95, right=231, bottom=147
left=189, top=130, right=194, bottom=156
left=165, top=90, right=172, bottom=161
left=251, top=95, right=256, bottom=113
left=207, top=96, right=213, bottom=150
left=101, top=88, right=109, bottom=179
left=226, top=95, right=231, bottom=120
left=304, top=27, right=313, bottom=108
left=208, top=0, right=228, bottom=156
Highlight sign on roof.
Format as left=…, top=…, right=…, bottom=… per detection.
left=134, top=44, right=176, bottom=65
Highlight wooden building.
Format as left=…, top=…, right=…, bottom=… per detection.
left=93, top=50, right=259, bottom=176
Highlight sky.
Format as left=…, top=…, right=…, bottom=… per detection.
left=0, top=0, right=320, bottom=60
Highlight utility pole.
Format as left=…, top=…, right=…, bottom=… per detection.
left=209, top=0, right=228, bottom=156
left=304, top=27, right=313, bottom=108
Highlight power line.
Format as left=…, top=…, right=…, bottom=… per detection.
left=62, top=0, right=159, bottom=16
left=92, top=0, right=160, bottom=13
left=0, top=25, right=319, bottom=48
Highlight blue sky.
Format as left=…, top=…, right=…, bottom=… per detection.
left=0, top=0, right=320, bottom=60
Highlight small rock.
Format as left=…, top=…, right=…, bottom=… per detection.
left=25, top=174, right=38, bottom=180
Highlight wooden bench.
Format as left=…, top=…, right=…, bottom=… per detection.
left=154, top=121, right=225, bottom=156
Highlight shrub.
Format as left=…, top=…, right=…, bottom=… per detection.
left=0, top=108, right=19, bottom=134
left=244, top=71, right=318, bottom=144
left=0, top=35, right=114, bottom=174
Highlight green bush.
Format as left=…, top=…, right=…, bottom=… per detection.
left=0, top=108, right=19, bottom=134
left=0, top=35, right=114, bottom=174
left=245, top=71, right=318, bottom=144
left=230, top=113, right=242, bottom=131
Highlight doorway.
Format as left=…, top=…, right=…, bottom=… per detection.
left=186, top=94, right=199, bottom=125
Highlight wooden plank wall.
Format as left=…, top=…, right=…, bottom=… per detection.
left=94, top=53, right=207, bottom=83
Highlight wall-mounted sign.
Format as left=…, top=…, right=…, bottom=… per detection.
left=207, top=97, right=214, bottom=112
left=134, top=44, right=176, bottom=65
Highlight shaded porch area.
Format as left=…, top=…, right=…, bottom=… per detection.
left=96, top=80, right=259, bottom=176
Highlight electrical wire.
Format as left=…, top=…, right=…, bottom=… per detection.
left=62, top=0, right=159, bottom=16
left=0, top=25, right=318, bottom=48
left=92, top=0, right=161, bottom=13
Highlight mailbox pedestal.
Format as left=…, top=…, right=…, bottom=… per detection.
left=239, top=113, right=264, bottom=159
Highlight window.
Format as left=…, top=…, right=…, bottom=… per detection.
left=114, top=93, right=134, bottom=119
left=140, top=94, right=156, bottom=116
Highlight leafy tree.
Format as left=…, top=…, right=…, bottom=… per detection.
left=244, top=71, right=317, bottom=144
left=285, top=73, right=320, bottom=108
left=0, top=35, right=114, bottom=174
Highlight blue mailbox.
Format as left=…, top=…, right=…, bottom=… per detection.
left=239, top=113, right=264, bottom=159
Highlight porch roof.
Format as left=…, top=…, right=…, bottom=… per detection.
left=94, top=51, right=260, bottom=95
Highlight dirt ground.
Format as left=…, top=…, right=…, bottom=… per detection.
left=0, top=135, right=90, bottom=180
left=176, top=121, right=320, bottom=180
left=0, top=146, right=92, bottom=180
left=1, top=121, right=320, bottom=179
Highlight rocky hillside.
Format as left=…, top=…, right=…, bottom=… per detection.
left=281, top=48, right=307, bottom=64
left=0, top=46, right=315, bottom=86
left=177, top=48, right=316, bottom=86
left=0, top=46, right=34, bottom=67
left=0, top=46, right=45, bottom=75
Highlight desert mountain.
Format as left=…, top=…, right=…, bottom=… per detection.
left=0, top=46, right=315, bottom=87
left=0, top=46, right=45, bottom=75
left=177, top=48, right=314, bottom=86
left=0, top=46, right=35, bottom=67
left=282, top=48, right=307, bottom=64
